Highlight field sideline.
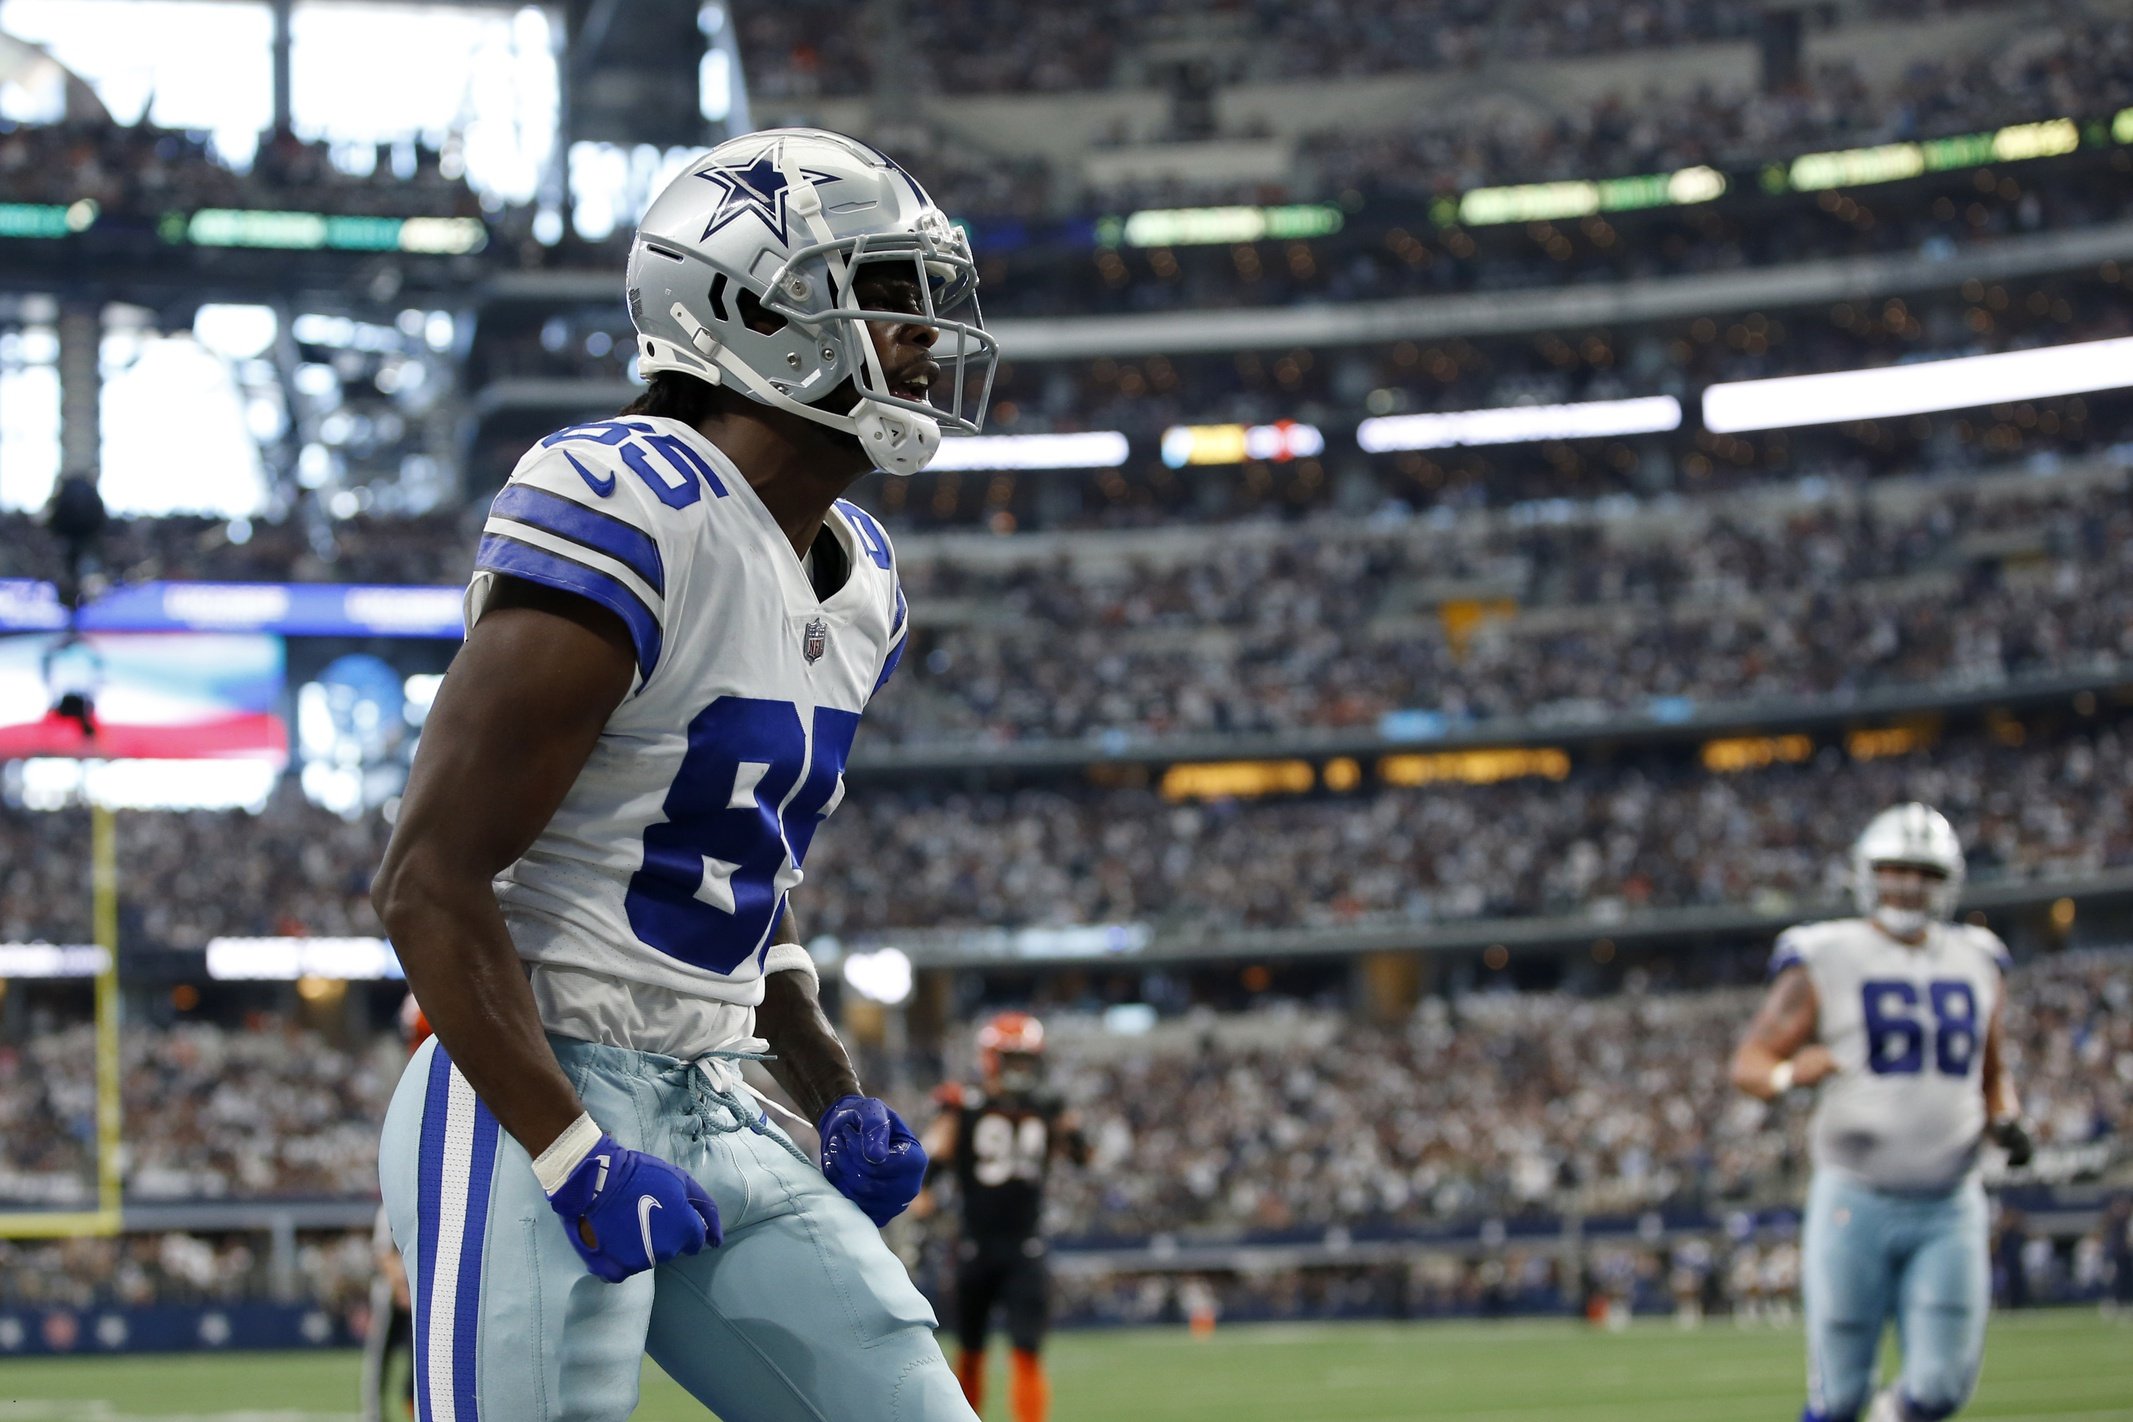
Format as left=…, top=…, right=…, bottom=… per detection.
left=0, top=1311, right=2125, bottom=1420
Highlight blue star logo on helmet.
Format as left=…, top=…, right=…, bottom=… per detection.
left=694, top=142, right=840, bottom=246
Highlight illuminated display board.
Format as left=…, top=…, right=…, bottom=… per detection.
left=1098, top=204, right=1345, bottom=249
left=1160, top=760, right=1317, bottom=801
left=169, top=209, right=488, bottom=254
left=0, top=201, right=97, bottom=238
left=1160, top=420, right=1324, bottom=467
left=1445, top=166, right=1725, bottom=227
left=1379, top=747, right=1570, bottom=786
left=0, top=581, right=466, bottom=638
left=1784, top=118, right=2080, bottom=192
left=1701, top=734, right=1813, bottom=772
left=0, top=631, right=287, bottom=761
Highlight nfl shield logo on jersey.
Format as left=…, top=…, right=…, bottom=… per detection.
left=802, top=616, right=829, bottom=665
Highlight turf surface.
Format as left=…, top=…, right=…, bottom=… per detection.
left=0, top=1311, right=2125, bottom=1420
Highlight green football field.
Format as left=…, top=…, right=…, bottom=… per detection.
left=0, top=1311, right=2126, bottom=1420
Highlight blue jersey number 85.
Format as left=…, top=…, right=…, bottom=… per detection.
left=624, top=696, right=860, bottom=975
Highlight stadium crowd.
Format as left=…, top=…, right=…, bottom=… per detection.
left=0, top=1017, right=396, bottom=1208
left=2, top=953, right=2123, bottom=1248
left=8, top=7, right=2118, bottom=259
left=735, top=0, right=2002, bottom=99
left=1303, top=12, right=2133, bottom=203
left=1026, top=950, right=2130, bottom=1242
left=0, top=120, right=482, bottom=219
left=815, top=721, right=2131, bottom=934
left=3, top=718, right=2129, bottom=951
left=876, top=476, right=2132, bottom=744
left=0, top=1228, right=377, bottom=1318
left=0, top=788, right=384, bottom=953
left=469, top=272, right=2127, bottom=480
left=0, top=507, right=480, bottom=590
left=722, top=6, right=2133, bottom=231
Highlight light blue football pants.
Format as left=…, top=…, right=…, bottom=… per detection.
left=1801, top=1170, right=1990, bottom=1422
left=379, top=1035, right=976, bottom=1422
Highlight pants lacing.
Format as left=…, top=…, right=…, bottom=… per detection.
left=655, top=1038, right=815, bottom=1169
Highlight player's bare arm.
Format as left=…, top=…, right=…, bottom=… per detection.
left=371, top=578, right=634, bottom=1157
left=757, top=909, right=863, bottom=1121
left=1981, top=992, right=2034, bottom=1164
left=1730, top=963, right=1837, bottom=1100
left=755, top=907, right=928, bottom=1226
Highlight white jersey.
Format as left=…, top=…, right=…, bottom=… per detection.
left=1771, top=917, right=2009, bottom=1194
left=466, top=416, right=908, bottom=1020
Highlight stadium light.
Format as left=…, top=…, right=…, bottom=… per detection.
left=841, top=947, right=914, bottom=1005
left=0, top=943, right=108, bottom=978
left=1701, top=336, right=2133, bottom=433
left=12, top=758, right=279, bottom=812
left=927, top=430, right=1131, bottom=472
left=204, top=936, right=404, bottom=981
left=1358, top=396, right=1681, bottom=452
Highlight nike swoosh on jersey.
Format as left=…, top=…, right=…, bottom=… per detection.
left=638, top=1194, right=663, bottom=1261
left=566, top=451, right=618, bottom=497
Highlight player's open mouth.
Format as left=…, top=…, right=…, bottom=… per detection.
left=890, top=376, right=932, bottom=403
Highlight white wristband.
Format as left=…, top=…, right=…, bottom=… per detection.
left=1768, top=1061, right=1796, bottom=1095
left=531, top=1112, right=605, bottom=1197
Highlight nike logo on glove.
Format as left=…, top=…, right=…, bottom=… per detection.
left=638, top=1194, right=662, bottom=1262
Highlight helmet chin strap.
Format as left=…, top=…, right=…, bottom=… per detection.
left=664, top=307, right=939, bottom=476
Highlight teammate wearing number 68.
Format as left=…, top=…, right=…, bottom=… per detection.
left=1730, top=803, right=2032, bottom=1422
left=371, top=129, right=998, bottom=1421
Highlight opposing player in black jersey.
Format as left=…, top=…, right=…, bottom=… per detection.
left=922, top=1012, right=1090, bottom=1422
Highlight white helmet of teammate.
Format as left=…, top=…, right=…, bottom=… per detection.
left=1851, top=802, right=1966, bottom=936
left=625, top=128, right=998, bottom=476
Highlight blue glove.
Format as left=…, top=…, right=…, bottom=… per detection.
left=545, top=1133, right=721, bottom=1282
left=818, top=1095, right=927, bottom=1227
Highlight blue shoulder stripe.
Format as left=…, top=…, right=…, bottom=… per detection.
left=489, top=483, right=666, bottom=596
left=1768, top=947, right=1805, bottom=980
left=873, top=631, right=906, bottom=695
left=872, top=585, right=909, bottom=695
left=476, top=533, right=663, bottom=680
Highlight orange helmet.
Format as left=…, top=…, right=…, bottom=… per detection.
left=976, top=1011, right=1045, bottom=1084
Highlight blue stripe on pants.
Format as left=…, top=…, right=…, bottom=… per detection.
left=414, top=1046, right=501, bottom=1422
left=413, top=1050, right=449, bottom=1422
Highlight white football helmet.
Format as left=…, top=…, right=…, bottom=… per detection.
left=1851, top=802, right=1966, bottom=937
left=625, top=128, right=998, bottom=476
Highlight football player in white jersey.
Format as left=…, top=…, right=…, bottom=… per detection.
left=1730, top=804, right=2034, bottom=1422
left=370, top=129, right=997, bottom=1421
